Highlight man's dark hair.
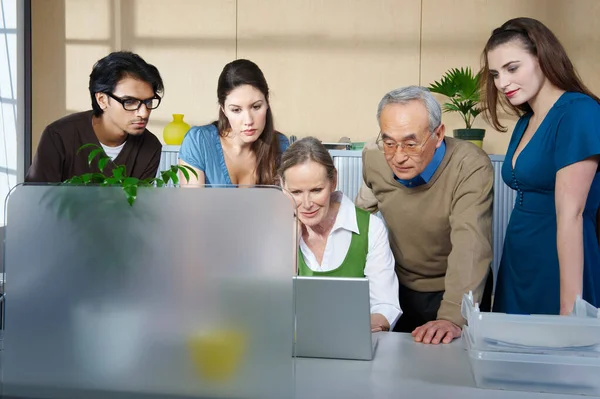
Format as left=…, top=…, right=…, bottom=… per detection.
left=89, top=51, right=164, bottom=117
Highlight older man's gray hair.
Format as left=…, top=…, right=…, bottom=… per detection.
left=376, top=86, right=442, bottom=134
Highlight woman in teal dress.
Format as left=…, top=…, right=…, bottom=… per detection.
left=480, top=17, right=600, bottom=315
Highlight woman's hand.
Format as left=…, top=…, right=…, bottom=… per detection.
left=370, top=313, right=390, bottom=332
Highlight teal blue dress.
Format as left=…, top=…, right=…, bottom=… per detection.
left=494, top=92, right=600, bottom=315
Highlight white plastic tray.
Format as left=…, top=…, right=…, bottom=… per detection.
left=463, top=327, right=600, bottom=396
left=461, top=292, right=600, bottom=355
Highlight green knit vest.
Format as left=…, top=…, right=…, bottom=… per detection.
left=298, top=207, right=370, bottom=277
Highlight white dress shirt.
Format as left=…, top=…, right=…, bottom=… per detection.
left=299, top=192, right=402, bottom=326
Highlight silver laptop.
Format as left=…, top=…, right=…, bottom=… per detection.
left=293, top=276, right=378, bottom=360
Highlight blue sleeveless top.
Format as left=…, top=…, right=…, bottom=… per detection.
left=178, top=123, right=289, bottom=185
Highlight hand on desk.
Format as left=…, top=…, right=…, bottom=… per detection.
left=370, top=313, right=390, bottom=332
left=412, top=320, right=460, bottom=344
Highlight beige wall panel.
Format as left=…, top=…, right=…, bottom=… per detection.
left=130, top=0, right=235, bottom=40
left=32, top=0, right=67, bottom=153
left=32, top=0, right=113, bottom=153
left=65, top=44, right=112, bottom=112
left=421, top=0, right=554, bottom=155
left=549, top=0, right=600, bottom=96
left=31, top=0, right=599, bottom=153
left=31, top=0, right=236, bottom=149
left=65, top=0, right=111, bottom=40
left=237, top=0, right=421, bottom=144
left=131, top=45, right=236, bottom=141
left=117, top=0, right=236, bottom=142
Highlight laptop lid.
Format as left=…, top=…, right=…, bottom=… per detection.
left=293, top=276, right=376, bottom=360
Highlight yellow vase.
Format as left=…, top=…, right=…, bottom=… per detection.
left=163, top=114, right=190, bottom=145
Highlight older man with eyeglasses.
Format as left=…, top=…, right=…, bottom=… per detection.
left=26, top=51, right=164, bottom=183
left=356, top=86, right=494, bottom=344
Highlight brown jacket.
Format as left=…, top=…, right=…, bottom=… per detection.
left=26, top=111, right=161, bottom=183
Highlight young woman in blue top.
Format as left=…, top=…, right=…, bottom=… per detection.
left=179, top=59, right=289, bottom=186
left=480, top=17, right=600, bottom=315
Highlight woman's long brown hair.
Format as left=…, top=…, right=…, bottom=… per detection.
left=216, top=59, right=281, bottom=185
left=479, top=17, right=600, bottom=132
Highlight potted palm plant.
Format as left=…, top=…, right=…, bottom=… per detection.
left=428, top=67, right=485, bottom=148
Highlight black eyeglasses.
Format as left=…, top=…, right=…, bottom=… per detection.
left=104, top=92, right=161, bottom=111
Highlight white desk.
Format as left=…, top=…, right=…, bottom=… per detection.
left=295, top=332, right=597, bottom=399
left=2, top=332, right=595, bottom=398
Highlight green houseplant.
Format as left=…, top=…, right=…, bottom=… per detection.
left=64, top=143, right=197, bottom=206
left=427, top=67, right=485, bottom=148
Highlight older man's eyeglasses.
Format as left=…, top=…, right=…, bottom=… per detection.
left=376, top=132, right=435, bottom=157
left=104, top=92, right=161, bottom=111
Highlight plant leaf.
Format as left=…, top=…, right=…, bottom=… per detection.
left=98, top=156, right=111, bottom=173
left=138, top=178, right=154, bottom=187
left=80, top=173, right=93, bottom=184
left=77, top=143, right=101, bottom=154
left=112, top=165, right=125, bottom=180
left=185, top=165, right=199, bottom=179
left=65, top=176, right=84, bottom=185
left=152, top=178, right=165, bottom=187
left=90, top=173, right=107, bottom=183
left=178, top=165, right=190, bottom=182
left=167, top=170, right=179, bottom=186
left=123, top=177, right=140, bottom=187
left=123, top=185, right=137, bottom=206
left=103, top=177, right=120, bottom=186
left=427, top=66, right=482, bottom=128
left=161, top=170, right=172, bottom=185
left=175, top=165, right=199, bottom=182
left=88, top=149, right=104, bottom=166
left=442, top=103, right=461, bottom=113
left=470, top=108, right=482, bottom=118
left=144, top=178, right=165, bottom=187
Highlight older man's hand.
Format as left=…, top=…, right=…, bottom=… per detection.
left=412, top=320, right=461, bottom=344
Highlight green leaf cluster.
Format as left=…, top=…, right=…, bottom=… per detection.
left=427, top=67, right=482, bottom=129
left=64, top=143, right=198, bottom=206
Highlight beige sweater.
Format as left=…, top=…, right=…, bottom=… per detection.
left=356, top=137, right=493, bottom=326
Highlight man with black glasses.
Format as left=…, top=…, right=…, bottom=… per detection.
left=356, top=86, right=494, bottom=345
left=26, top=51, right=164, bottom=182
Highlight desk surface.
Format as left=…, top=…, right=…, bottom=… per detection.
left=2, top=332, right=595, bottom=398
left=295, top=332, right=596, bottom=399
